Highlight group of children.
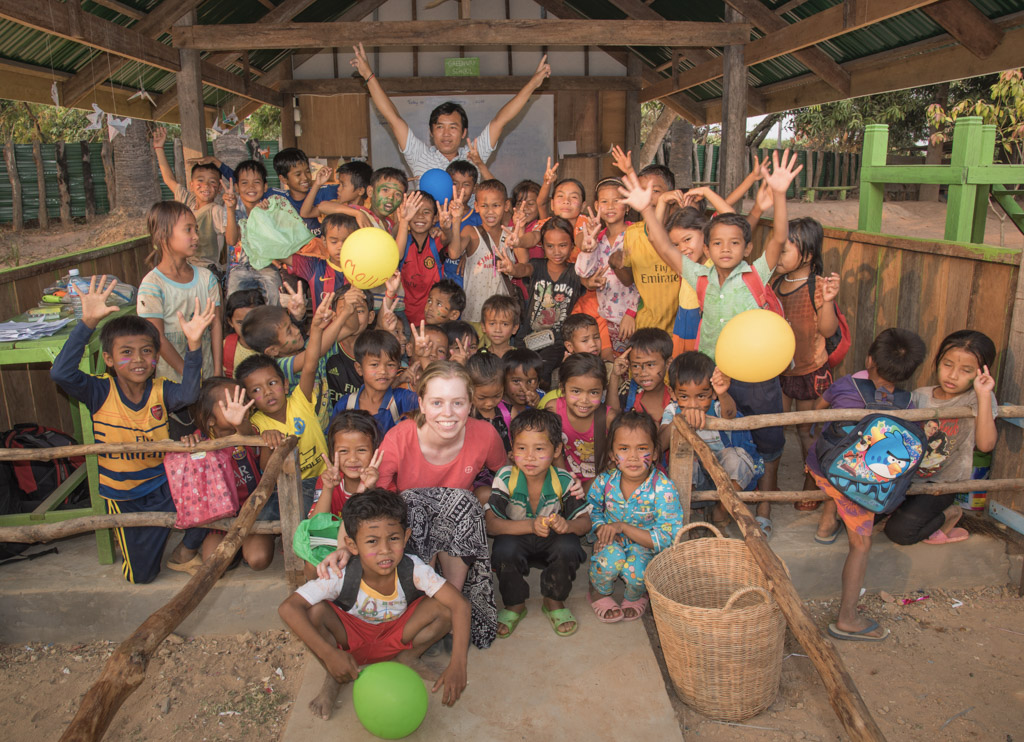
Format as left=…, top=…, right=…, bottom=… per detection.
left=47, top=74, right=1002, bottom=715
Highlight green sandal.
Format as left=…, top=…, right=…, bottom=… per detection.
left=541, top=606, right=579, bottom=637
left=496, top=607, right=527, bottom=638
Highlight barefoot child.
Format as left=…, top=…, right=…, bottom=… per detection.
left=486, top=409, right=591, bottom=638
left=546, top=353, right=616, bottom=492
left=51, top=276, right=214, bottom=583
left=896, top=331, right=997, bottom=545
left=279, top=489, right=470, bottom=720
left=588, top=411, right=684, bottom=622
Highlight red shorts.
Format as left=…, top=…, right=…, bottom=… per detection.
left=331, top=597, right=423, bottom=665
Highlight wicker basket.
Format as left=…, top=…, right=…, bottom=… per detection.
left=646, top=523, right=786, bottom=721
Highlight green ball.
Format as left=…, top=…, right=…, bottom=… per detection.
left=352, top=661, right=428, bottom=739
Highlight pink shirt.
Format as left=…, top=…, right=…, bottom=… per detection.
left=377, top=418, right=507, bottom=491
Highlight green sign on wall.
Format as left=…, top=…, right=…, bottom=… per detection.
left=444, top=57, right=480, bottom=77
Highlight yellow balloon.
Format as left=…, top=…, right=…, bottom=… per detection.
left=338, top=227, right=400, bottom=290
left=715, top=309, right=795, bottom=383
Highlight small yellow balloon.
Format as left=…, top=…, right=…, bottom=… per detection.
left=715, top=309, right=795, bottom=383
left=338, top=227, right=400, bottom=290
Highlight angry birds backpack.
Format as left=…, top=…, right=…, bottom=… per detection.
left=813, top=380, right=927, bottom=514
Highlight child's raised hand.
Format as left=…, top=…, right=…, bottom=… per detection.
left=496, top=253, right=516, bottom=276
left=581, top=272, right=607, bottom=291
left=178, top=297, right=216, bottom=350
left=612, top=347, right=631, bottom=379
left=313, top=165, right=331, bottom=187
left=221, top=178, right=237, bottom=209
left=661, top=189, right=688, bottom=209
left=218, top=385, right=254, bottom=429
left=754, top=180, right=773, bottom=213
left=350, top=42, right=372, bottom=80
left=764, top=149, right=803, bottom=193
left=399, top=190, right=424, bottom=224
left=974, top=364, right=995, bottom=395
left=747, top=154, right=761, bottom=180
left=681, top=406, right=707, bottom=431
left=320, top=451, right=343, bottom=494
left=79, top=275, right=120, bottom=329
left=711, top=366, right=731, bottom=397
left=409, top=321, right=434, bottom=360
left=358, top=449, right=384, bottom=492
left=450, top=336, right=472, bottom=366
left=261, top=430, right=285, bottom=450
left=617, top=171, right=653, bottom=214
left=449, top=196, right=465, bottom=224
left=437, top=199, right=453, bottom=229
left=152, top=127, right=167, bottom=149
left=820, top=272, right=840, bottom=303
left=610, top=144, right=634, bottom=176
left=542, top=156, right=559, bottom=187
left=526, top=386, right=540, bottom=407
left=313, top=292, right=337, bottom=328
left=532, top=515, right=552, bottom=538
left=316, top=547, right=352, bottom=579
left=279, top=281, right=306, bottom=321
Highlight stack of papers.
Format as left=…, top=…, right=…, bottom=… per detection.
left=0, top=317, right=75, bottom=342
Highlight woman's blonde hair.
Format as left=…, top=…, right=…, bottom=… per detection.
left=146, top=201, right=194, bottom=267
left=414, top=360, right=474, bottom=426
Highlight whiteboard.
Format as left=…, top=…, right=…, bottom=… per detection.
left=368, top=94, right=554, bottom=194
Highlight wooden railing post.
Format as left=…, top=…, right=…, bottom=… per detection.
left=669, top=425, right=694, bottom=525
left=277, top=445, right=305, bottom=588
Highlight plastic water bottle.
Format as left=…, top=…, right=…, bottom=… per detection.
left=66, top=269, right=86, bottom=319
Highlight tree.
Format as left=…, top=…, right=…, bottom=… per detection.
left=0, top=101, right=103, bottom=143
left=927, top=69, right=1024, bottom=164
left=791, top=89, right=936, bottom=153
left=111, top=119, right=159, bottom=216
left=244, top=104, right=281, bottom=141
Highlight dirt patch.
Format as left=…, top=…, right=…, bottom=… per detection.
left=644, top=584, right=1024, bottom=740
left=0, top=212, right=147, bottom=269
left=0, top=630, right=305, bottom=741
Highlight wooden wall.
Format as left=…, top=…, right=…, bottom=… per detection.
left=296, top=93, right=369, bottom=160
left=0, top=236, right=151, bottom=434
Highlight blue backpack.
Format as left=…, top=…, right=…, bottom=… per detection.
left=813, top=379, right=926, bottom=514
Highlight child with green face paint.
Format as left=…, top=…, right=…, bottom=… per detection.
left=303, top=166, right=408, bottom=235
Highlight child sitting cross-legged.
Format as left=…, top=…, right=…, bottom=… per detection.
left=588, top=411, right=684, bottom=623
left=280, top=488, right=470, bottom=720
left=486, top=408, right=591, bottom=638
left=50, top=276, right=215, bottom=583
left=658, top=352, right=763, bottom=525
left=330, top=329, right=419, bottom=437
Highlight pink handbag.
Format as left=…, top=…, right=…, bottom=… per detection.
left=164, top=448, right=240, bottom=528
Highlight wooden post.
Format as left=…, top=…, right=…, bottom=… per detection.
left=100, top=138, right=116, bottom=213
left=944, top=117, right=983, bottom=243
left=172, top=137, right=186, bottom=188
left=55, top=142, right=73, bottom=224
left=31, top=141, right=48, bottom=229
left=4, top=140, right=23, bottom=232
left=718, top=6, right=748, bottom=196
left=625, top=55, right=642, bottom=170
left=672, top=418, right=886, bottom=742
left=58, top=438, right=297, bottom=742
left=668, top=426, right=694, bottom=525
left=277, top=445, right=305, bottom=587
left=80, top=141, right=96, bottom=221
left=858, top=125, right=887, bottom=232
left=174, top=11, right=208, bottom=165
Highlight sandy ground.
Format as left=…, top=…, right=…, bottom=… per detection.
left=0, top=197, right=1020, bottom=271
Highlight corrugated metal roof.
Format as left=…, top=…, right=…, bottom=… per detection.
left=0, top=0, right=1020, bottom=109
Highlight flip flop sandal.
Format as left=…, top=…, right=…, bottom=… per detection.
left=620, top=595, right=649, bottom=622
left=924, top=526, right=969, bottom=545
left=755, top=516, right=774, bottom=541
left=827, top=620, right=889, bottom=642
left=166, top=554, right=202, bottom=575
left=814, top=521, right=843, bottom=545
left=589, top=592, right=624, bottom=623
left=541, top=606, right=578, bottom=637
left=496, top=607, right=528, bottom=638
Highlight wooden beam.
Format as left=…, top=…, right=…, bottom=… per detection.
left=640, top=0, right=940, bottom=101
left=719, top=6, right=748, bottom=196
left=702, top=16, right=1024, bottom=123
left=773, top=0, right=813, bottom=16
left=175, top=11, right=206, bottom=163
left=672, top=418, right=887, bottom=742
left=923, top=0, right=1004, bottom=59
left=172, top=19, right=753, bottom=50
left=625, top=55, right=642, bottom=164
left=280, top=75, right=643, bottom=94
left=87, top=0, right=146, bottom=22
left=722, top=0, right=851, bottom=95
left=60, top=0, right=203, bottom=106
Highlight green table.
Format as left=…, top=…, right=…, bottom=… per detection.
left=0, top=306, right=135, bottom=564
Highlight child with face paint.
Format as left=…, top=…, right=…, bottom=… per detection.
left=306, top=166, right=407, bottom=235
left=586, top=411, right=684, bottom=623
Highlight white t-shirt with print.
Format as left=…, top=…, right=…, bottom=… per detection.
left=295, top=554, right=445, bottom=624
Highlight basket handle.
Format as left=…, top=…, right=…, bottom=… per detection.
left=673, top=522, right=724, bottom=544
left=723, top=586, right=771, bottom=611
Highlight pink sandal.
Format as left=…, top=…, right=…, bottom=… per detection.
left=589, top=592, right=623, bottom=623
left=924, top=527, right=969, bottom=545
left=620, top=594, right=650, bottom=621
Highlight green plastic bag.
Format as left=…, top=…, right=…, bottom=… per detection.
left=240, top=195, right=314, bottom=270
left=292, top=513, right=343, bottom=566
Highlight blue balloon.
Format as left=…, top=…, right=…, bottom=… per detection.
left=418, top=169, right=454, bottom=204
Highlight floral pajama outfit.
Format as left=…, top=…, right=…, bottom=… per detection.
left=587, top=468, right=684, bottom=601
